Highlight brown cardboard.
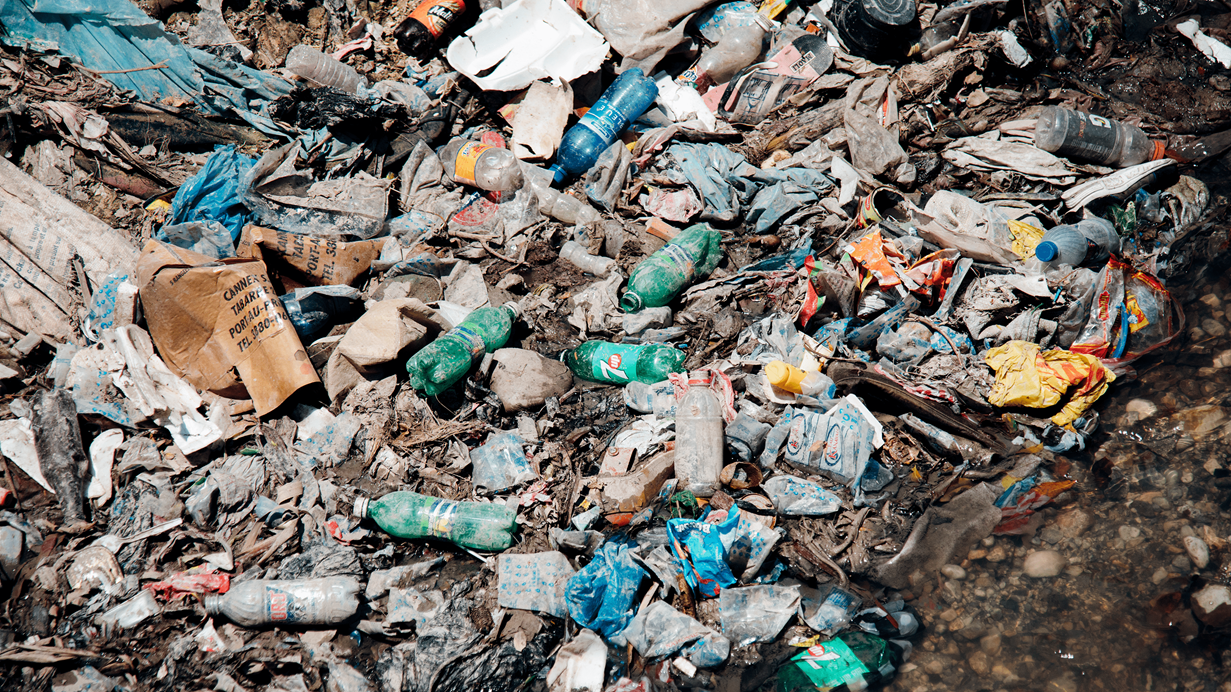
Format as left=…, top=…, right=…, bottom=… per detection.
left=135, top=240, right=320, bottom=416
left=234, top=225, right=385, bottom=289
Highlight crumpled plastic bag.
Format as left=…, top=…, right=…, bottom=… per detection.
left=843, top=77, right=914, bottom=184
left=167, top=145, right=256, bottom=241
left=565, top=536, right=646, bottom=639
left=667, top=511, right=737, bottom=598
left=943, top=133, right=1078, bottom=184
left=584, top=140, right=633, bottom=212
left=611, top=601, right=730, bottom=668
left=763, top=475, right=842, bottom=515
left=984, top=340, right=1116, bottom=426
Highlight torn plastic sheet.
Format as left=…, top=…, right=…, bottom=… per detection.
left=612, top=601, right=730, bottom=668
left=0, top=0, right=292, bottom=135
left=445, top=0, right=609, bottom=92
left=67, top=326, right=223, bottom=454
left=167, top=146, right=257, bottom=243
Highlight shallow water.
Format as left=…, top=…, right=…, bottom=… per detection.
left=887, top=271, right=1231, bottom=692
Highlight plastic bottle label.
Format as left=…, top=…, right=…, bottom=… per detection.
left=264, top=585, right=301, bottom=622
left=409, top=0, right=465, bottom=38
left=576, top=99, right=625, bottom=144
left=588, top=343, right=641, bottom=384
left=1060, top=111, right=1118, bottom=163
left=427, top=499, right=458, bottom=538
left=450, top=324, right=488, bottom=360
left=659, top=243, right=697, bottom=281
left=453, top=142, right=492, bottom=187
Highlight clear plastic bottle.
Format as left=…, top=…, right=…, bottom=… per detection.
left=1034, top=218, right=1121, bottom=267
left=550, top=68, right=659, bottom=185
left=406, top=303, right=520, bottom=395
left=439, top=138, right=524, bottom=192
left=522, top=165, right=603, bottom=225
left=674, top=373, right=725, bottom=497
left=284, top=45, right=366, bottom=94
left=565, top=341, right=686, bottom=385
left=682, top=16, right=771, bottom=90
left=203, top=577, right=361, bottom=628
left=621, top=224, right=724, bottom=312
left=560, top=241, right=617, bottom=276
left=624, top=379, right=678, bottom=416
left=470, top=432, right=535, bottom=494
left=690, top=1, right=762, bottom=43
left=1034, top=106, right=1164, bottom=168
left=764, top=360, right=837, bottom=398
left=353, top=491, right=518, bottom=550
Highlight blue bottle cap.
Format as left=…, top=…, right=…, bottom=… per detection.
left=548, top=164, right=566, bottom=187
left=1035, top=240, right=1059, bottom=262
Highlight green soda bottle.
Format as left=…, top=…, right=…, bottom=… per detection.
left=407, top=303, right=520, bottom=395
left=565, top=340, right=686, bottom=385
left=353, top=491, right=517, bottom=551
left=621, top=224, right=723, bottom=313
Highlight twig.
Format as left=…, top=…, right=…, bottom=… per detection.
left=82, top=61, right=170, bottom=75
left=830, top=507, right=871, bottom=559
left=449, top=230, right=500, bottom=241
left=482, top=240, right=523, bottom=266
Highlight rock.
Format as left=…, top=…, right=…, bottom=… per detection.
left=1118, top=525, right=1141, bottom=541
left=985, top=545, right=1007, bottom=563
left=1192, top=584, right=1231, bottom=626
left=1184, top=535, right=1210, bottom=569
left=968, top=650, right=990, bottom=676
left=923, top=657, right=946, bottom=675
left=489, top=349, right=573, bottom=412
left=1200, top=293, right=1222, bottom=308
left=979, top=632, right=1001, bottom=655
left=1052, top=508, right=1092, bottom=538
left=1203, top=319, right=1227, bottom=338
left=1023, top=550, right=1066, bottom=578
left=1151, top=567, right=1170, bottom=584
left=941, top=564, right=967, bottom=580
left=1126, top=398, right=1159, bottom=418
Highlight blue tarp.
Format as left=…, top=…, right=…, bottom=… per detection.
left=0, top=0, right=292, bottom=134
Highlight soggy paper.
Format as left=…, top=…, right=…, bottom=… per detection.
left=235, top=224, right=384, bottom=288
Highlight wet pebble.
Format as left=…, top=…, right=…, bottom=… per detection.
left=1204, top=319, right=1227, bottom=338
left=985, top=545, right=1007, bottom=563
left=1126, top=398, right=1159, bottom=418
left=979, top=632, right=1001, bottom=655
left=968, top=650, right=990, bottom=676
left=1053, top=508, right=1092, bottom=538
left=1023, top=550, right=1066, bottom=578
left=1184, top=535, right=1210, bottom=569
left=923, top=658, right=946, bottom=675
left=941, top=564, right=967, bottom=580
left=1152, top=567, right=1171, bottom=584
left=1118, top=525, right=1142, bottom=541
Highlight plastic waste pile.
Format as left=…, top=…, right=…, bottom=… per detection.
left=0, top=0, right=1229, bottom=689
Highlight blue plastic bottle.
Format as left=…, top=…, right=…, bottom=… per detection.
left=549, top=68, right=658, bottom=186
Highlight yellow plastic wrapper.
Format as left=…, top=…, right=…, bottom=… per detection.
left=1007, top=219, right=1046, bottom=261
left=984, top=340, right=1116, bottom=426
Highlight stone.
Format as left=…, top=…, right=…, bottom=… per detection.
left=1052, top=508, right=1092, bottom=538
left=968, top=650, right=991, bottom=676
left=985, top=545, right=1007, bottom=563
left=1200, top=293, right=1222, bottom=308
left=1126, top=398, right=1159, bottom=418
left=1203, top=319, right=1227, bottom=338
left=1192, top=584, right=1231, bottom=626
left=1023, top=550, right=1066, bottom=578
left=1151, top=567, right=1170, bottom=584
left=1184, top=535, right=1211, bottom=569
left=940, top=564, right=967, bottom=580
left=923, top=657, right=946, bottom=675
left=979, top=632, right=1001, bottom=655
left=1118, top=525, right=1141, bottom=541
left=488, top=348, right=574, bottom=412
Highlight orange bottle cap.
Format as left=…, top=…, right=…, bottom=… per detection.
left=765, top=360, right=805, bottom=393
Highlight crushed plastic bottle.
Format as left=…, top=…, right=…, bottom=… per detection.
left=674, top=373, right=725, bottom=497
left=680, top=15, right=771, bottom=90
left=523, top=165, right=602, bottom=225
left=285, top=45, right=366, bottom=94
left=560, top=240, right=617, bottom=276
left=1034, top=106, right=1165, bottom=168
left=621, top=224, right=723, bottom=312
left=550, top=68, right=658, bottom=185
left=395, top=0, right=469, bottom=57
left=470, top=431, right=535, bottom=494
left=624, top=379, right=678, bottom=416
left=406, top=303, right=519, bottom=395
left=354, top=491, right=518, bottom=551
left=440, top=138, right=524, bottom=192
left=566, top=341, right=686, bottom=385
left=1034, top=218, right=1121, bottom=267
left=204, top=577, right=360, bottom=627
left=764, top=360, right=837, bottom=398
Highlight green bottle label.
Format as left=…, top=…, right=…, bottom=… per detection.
left=790, top=637, right=870, bottom=688
left=450, top=325, right=487, bottom=360
left=659, top=243, right=697, bottom=281
left=427, top=499, right=458, bottom=538
left=588, top=343, right=641, bottom=384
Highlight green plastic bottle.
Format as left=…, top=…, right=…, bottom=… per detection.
left=353, top=491, right=517, bottom=551
left=407, top=303, right=520, bottom=395
left=565, top=340, right=686, bottom=385
left=621, top=224, right=723, bottom=313
left=777, top=632, right=904, bottom=692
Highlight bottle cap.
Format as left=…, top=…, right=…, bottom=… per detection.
left=1035, top=240, right=1059, bottom=262
left=352, top=496, right=369, bottom=518
left=620, top=292, right=644, bottom=313
left=548, top=164, right=566, bottom=187
left=765, top=360, right=805, bottom=393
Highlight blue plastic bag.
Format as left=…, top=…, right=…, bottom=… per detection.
left=565, top=536, right=647, bottom=639
left=168, top=146, right=256, bottom=241
left=667, top=511, right=739, bottom=598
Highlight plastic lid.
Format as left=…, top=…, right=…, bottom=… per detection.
left=1035, top=240, right=1059, bottom=262
left=765, top=360, right=805, bottom=393
left=620, top=292, right=644, bottom=313
left=352, top=496, right=370, bottom=518
left=548, top=164, right=566, bottom=187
